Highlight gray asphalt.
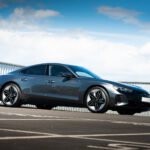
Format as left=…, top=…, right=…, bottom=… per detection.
left=0, top=106, right=150, bottom=150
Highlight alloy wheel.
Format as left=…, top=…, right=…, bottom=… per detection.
left=86, top=87, right=109, bottom=113
left=2, top=84, right=19, bottom=106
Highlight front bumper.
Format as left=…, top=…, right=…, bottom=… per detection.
left=104, top=83, right=150, bottom=109
left=115, top=93, right=150, bottom=107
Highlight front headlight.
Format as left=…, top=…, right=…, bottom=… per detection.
left=113, top=86, right=133, bottom=93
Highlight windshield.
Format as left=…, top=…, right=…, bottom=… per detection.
left=69, top=65, right=101, bottom=79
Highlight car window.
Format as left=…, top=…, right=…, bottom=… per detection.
left=75, top=71, right=93, bottom=78
left=49, top=65, right=71, bottom=77
left=21, top=65, right=48, bottom=76
left=69, top=65, right=101, bottom=79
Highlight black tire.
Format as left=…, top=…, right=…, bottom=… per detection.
left=85, top=86, right=109, bottom=113
left=36, top=104, right=55, bottom=110
left=117, top=109, right=135, bottom=115
left=1, top=83, right=22, bottom=107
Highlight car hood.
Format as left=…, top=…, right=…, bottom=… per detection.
left=101, top=79, right=149, bottom=94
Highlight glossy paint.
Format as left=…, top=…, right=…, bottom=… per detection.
left=0, top=63, right=150, bottom=112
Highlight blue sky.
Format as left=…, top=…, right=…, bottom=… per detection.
left=0, top=0, right=150, bottom=36
left=0, top=0, right=150, bottom=81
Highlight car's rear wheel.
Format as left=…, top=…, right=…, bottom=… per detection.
left=85, top=86, right=109, bottom=113
left=1, top=83, right=21, bottom=107
left=117, top=108, right=136, bottom=115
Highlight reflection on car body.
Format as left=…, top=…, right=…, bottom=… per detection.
left=0, top=63, right=150, bottom=115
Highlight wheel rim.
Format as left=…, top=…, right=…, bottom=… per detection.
left=87, top=88, right=106, bottom=112
left=2, top=85, right=18, bottom=106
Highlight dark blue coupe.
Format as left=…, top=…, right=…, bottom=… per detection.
left=0, top=63, right=150, bottom=115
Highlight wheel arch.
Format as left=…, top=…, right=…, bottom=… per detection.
left=83, top=84, right=110, bottom=105
left=1, top=81, right=22, bottom=93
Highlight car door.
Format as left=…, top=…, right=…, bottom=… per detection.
left=19, top=64, right=49, bottom=97
left=45, top=65, right=81, bottom=102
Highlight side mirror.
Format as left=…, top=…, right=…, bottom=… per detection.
left=62, top=73, right=75, bottom=78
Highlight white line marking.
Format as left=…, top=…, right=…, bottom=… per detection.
left=0, top=134, right=150, bottom=149
left=0, top=135, right=62, bottom=140
left=70, top=132, right=150, bottom=137
left=1, top=128, right=150, bottom=138
left=0, top=128, right=59, bottom=136
left=0, top=128, right=150, bottom=149
left=0, top=112, right=150, bottom=127
left=0, top=133, right=149, bottom=149
left=87, top=145, right=116, bottom=150
left=108, top=143, right=138, bottom=150
left=88, top=144, right=144, bottom=150
left=0, top=112, right=65, bottom=119
left=75, top=137, right=150, bottom=148
left=0, top=118, right=75, bottom=121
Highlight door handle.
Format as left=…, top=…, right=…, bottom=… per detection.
left=51, top=80, right=55, bottom=83
left=21, top=78, right=28, bottom=81
left=48, top=80, right=55, bottom=84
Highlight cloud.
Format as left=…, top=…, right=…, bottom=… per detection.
left=0, top=29, right=150, bottom=82
left=0, top=7, right=60, bottom=30
left=12, top=8, right=60, bottom=19
left=0, top=5, right=149, bottom=82
left=97, top=6, right=150, bottom=29
left=98, top=6, right=139, bottom=19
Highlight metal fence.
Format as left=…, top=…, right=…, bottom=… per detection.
left=0, top=62, right=23, bottom=75
left=0, top=62, right=150, bottom=116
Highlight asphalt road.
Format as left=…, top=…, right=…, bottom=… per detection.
left=0, top=106, right=150, bottom=150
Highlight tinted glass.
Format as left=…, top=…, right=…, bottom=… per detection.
left=21, top=65, right=48, bottom=76
left=50, top=65, right=71, bottom=77
left=69, top=66, right=101, bottom=79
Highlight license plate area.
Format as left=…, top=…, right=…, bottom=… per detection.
left=142, top=97, right=150, bottom=103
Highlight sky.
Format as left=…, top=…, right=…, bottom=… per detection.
left=0, top=0, right=150, bottom=81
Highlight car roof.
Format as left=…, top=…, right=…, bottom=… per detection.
left=9, top=63, right=79, bottom=74
left=27, top=63, right=80, bottom=68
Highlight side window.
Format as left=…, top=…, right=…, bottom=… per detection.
left=50, top=65, right=71, bottom=77
left=21, top=65, right=48, bottom=76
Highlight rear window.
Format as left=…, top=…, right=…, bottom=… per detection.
left=21, top=65, right=48, bottom=76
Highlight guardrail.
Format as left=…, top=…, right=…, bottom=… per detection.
left=0, top=62, right=23, bottom=75
left=122, top=82, right=150, bottom=93
left=0, top=62, right=150, bottom=116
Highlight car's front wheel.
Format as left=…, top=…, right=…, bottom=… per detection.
left=1, top=83, right=22, bottom=107
left=85, top=86, right=109, bottom=113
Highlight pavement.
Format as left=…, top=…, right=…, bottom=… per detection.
left=0, top=106, right=150, bottom=150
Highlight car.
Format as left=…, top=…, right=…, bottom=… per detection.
left=0, top=63, right=150, bottom=115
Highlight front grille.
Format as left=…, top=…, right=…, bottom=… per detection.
left=126, top=94, right=141, bottom=106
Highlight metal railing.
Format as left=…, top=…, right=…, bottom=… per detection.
left=0, top=62, right=23, bottom=75
left=0, top=62, right=150, bottom=116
